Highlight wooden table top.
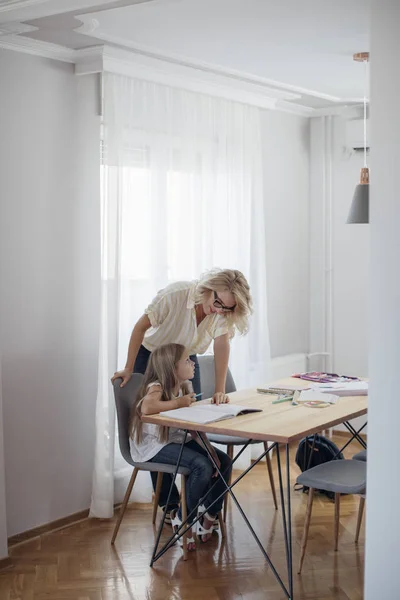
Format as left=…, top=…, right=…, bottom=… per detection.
left=141, top=377, right=368, bottom=444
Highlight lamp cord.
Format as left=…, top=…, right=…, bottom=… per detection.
left=364, top=59, right=369, bottom=168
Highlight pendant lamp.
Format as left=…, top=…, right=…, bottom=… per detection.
left=347, top=52, right=370, bottom=224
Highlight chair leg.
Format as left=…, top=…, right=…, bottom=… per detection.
left=223, top=445, right=234, bottom=523
left=111, top=467, right=139, bottom=545
left=334, top=492, right=341, bottom=551
left=264, top=442, right=278, bottom=510
left=180, top=475, right=188, bottom=560
left=298, top=487, right=314, bottom=574
left=152, top=472, right=163, bottom=524
left=219, top=512, right=227, bottom=539
left=355, top=496, right=365, bottom=543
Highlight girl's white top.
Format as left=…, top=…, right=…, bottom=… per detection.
left=129, top=382, right=189, bottom=463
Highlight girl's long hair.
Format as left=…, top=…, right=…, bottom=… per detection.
left=129, top=343, right=191, bottom=444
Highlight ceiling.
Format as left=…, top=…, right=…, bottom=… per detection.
left=0, top=0, right=371, bottom=113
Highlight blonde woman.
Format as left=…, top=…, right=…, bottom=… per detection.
left=112, top=268, right=252, bottom=520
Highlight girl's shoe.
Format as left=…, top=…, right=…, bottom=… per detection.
left=171, top=510, right=196, bottom=551
left=198, top=504, right=219, bottom=530
left=161, top=504, right=180, bottom=526
left=161, top=509, right=172, bottom=525
left=196, top=510, right=217, bottom=543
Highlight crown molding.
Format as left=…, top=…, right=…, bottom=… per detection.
left=0, top=31, right=360, bottom=117
left=0, top=21, right=37, bottom=35
left=311, top=104, right=365, bottom=118
left=73, top=20, right=365, bottom=116
left=73, top=16, right=352, bottom=105
left=0, top=33, right=75, bottom=61
left=274, top=100, right=315, bottom=117
left=75, top=45, right=321, bottom=115
left=74, top=17, right=99, bottom=36
left=99, top=45, right=299, bottom=102
left=0, top=0, right=48, bottom=13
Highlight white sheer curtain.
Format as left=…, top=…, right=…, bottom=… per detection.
left=90, top=73, right=271, bottom=518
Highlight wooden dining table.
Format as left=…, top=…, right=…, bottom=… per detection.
left=142, top=377, right=368, bottom=599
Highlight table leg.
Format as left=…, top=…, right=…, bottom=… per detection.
left=335, top=421, right=367, bottom=458
left=150, top=430, right=188, bottom=567
left=276, top=444, right=294, bottom=599
left=151, top=433, right=253, bottom=563
left=343, top=421, right=367, bottom=449
left=286, top=444, right=293, bottom=598
left=151, top=433, right=293, bottom=599
left=195, top=433, right=291, bottom=598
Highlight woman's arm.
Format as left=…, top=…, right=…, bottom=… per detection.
left=213, top=333, right=230, bottom=404
left=111, top=314, right=151, bottom=386
left=141, top=388, right=196, bottom=415
left=125, top=314, right=152, bottom=371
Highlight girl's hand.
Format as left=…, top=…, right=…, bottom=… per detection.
left=176, top=393, right=196, bottom=408
left=111, top=368, right=132, bottom=387
left=212, top=392, right=229, bottom=405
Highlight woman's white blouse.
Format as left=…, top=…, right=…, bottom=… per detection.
left=143, top=281, right=232, bottom=355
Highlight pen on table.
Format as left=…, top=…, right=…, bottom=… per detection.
left=272, top=394, right=293, bottom=404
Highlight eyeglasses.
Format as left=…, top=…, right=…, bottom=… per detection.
left=213, top=291, right=236, bottom=313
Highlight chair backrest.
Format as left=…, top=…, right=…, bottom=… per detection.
left=198, top=355, right=236, bottom=399
left=112, top=373, right=144, bottom=465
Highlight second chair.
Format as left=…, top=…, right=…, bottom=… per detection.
left=296, top=459, right=367, bottom=574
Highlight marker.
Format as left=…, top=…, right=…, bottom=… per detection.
left=194, top=393, right=202, bottom=398
left=272, top=395, right=293, bottom=404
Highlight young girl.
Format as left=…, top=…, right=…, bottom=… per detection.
left=129, top=343, right=232, bottom=552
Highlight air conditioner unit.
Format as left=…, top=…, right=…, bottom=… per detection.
left=345, top=118, right=370, bottom=151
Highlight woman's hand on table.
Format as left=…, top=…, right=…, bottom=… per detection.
left=212, top=392, right=229, bottom=405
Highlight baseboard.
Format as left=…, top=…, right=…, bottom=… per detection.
left=332, top=429, right=367, bottom=442
left=8, top=508, right=90, bottom=547
left=7, top=499, right=147, bottom=548
left=0, top=556, right=13, bottom=571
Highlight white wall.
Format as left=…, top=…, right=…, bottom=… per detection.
left=332, top=119, right=369, bottom=377
left=365, top=1, right=400, bottom=596
left=0, top=50, right=100, bottom=536
left=309, top=116, right=369, bottom=377
left=262, top=111, right=310, bottom=359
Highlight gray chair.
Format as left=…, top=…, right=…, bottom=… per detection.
left=296, top=459, right=367, bottom=574
left=198, top=355, right=278, bottom=520
left=352, top=449, right=367, bottom=462
left=111, top=373, right=192, bottom=559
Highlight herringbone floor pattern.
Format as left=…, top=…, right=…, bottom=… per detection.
left=0, top=437, right=365, bottom=600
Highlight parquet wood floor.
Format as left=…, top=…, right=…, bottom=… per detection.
left=0, top=436, right=365, bottom=600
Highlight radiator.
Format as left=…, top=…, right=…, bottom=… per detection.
left=270, top=353, right=307, bottom=380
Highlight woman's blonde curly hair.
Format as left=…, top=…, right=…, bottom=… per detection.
left=195, top=268, right=253, bottom=335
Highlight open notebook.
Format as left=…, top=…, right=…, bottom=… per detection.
left=160, top=404, right=262, bottom=424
